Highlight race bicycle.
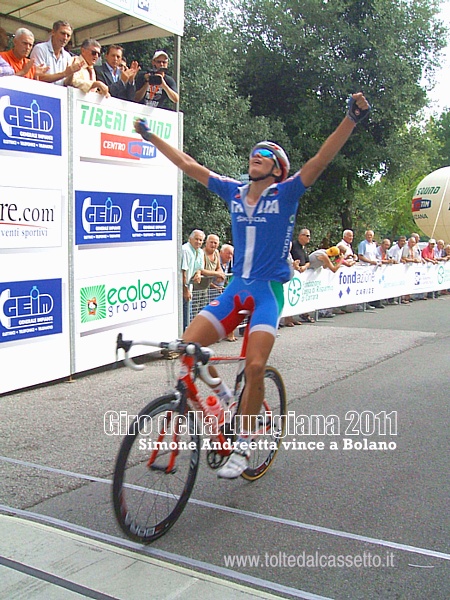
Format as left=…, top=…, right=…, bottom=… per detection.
left=112, top=314, right=286, bottom=543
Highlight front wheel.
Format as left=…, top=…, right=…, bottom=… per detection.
left=240, top=366, right=286, bottom=481
left=112, top=393, right=200, bottom=543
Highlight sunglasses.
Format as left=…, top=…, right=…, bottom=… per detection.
left=90, top=49, right=101, bottom=56
left=251, top=148, right=280, bottom=167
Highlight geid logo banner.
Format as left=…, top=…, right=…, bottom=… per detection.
left=0, top=89, right=62, bottom=155
left=75, top=191, right=172, bottom=244
left=0, top=278, right=63, bottom=343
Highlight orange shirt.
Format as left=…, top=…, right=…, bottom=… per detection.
left=0, top=49, right=36, bottom=79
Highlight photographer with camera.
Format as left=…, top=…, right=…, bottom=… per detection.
left=134, top=50, right=179, bottom=110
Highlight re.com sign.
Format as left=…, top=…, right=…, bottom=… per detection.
left=95, top=0, right=184, bottom=36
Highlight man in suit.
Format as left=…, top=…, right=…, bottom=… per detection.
left=95, top=44, right=139, bottom=101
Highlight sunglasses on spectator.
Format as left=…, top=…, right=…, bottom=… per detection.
left=90, top=49, right=101, bottom=56
left=251, top=148, right=280, bottom=167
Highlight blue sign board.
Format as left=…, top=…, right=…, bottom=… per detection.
left=0, top=278, right=63, bottom=342
left=0, top=89, right=62, bottom=155
left=75, top=191, right=173, bottom=245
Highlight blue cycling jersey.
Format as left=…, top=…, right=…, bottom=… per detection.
left=208, top=172, right=307, bottom=283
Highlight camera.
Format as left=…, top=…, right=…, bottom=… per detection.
left=146, top=68, right=166, bottom=85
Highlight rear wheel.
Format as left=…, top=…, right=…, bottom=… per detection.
left=112, top=393, right=200, bottom=543
left=240, top=366, right=286, bottom=481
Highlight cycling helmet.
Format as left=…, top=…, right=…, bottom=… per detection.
left=250, top=141, right=290, bottom=182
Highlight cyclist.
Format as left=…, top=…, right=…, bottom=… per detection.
left=134, top=93, right=370, bottom=478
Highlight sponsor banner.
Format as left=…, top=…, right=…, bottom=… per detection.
left=75, top=190, right=172, bottom=244
left=0, top=187, right=62, bottom=249
left=0, top=278, right=63, bottom=342
left=282, top=263, right=450, bottom=316
left=77, top=99, right=175, bottom=161
left=95, top=0, right=184, bottom=36
left=0, top=89, right=62, bottom=155
left=77, top=269, right=174, bottom=333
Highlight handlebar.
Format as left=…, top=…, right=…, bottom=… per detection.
left=115, top=333, right=221, bottom=385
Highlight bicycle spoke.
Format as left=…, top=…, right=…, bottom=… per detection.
left=112, top=394, right=200, bottom=543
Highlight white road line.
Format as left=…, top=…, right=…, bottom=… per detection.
left=1, top=455, right=449, bottom=562
left=0, top=505, right=332, bottom=600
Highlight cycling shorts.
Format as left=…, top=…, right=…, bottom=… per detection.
left=199, top=276, right=285, bottom=339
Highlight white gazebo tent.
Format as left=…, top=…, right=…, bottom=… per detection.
left=0, top=0, right=183, bottom=80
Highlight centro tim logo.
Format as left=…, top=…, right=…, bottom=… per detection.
left=101, top=133, right=156, bottom=160
left=411, top=197, right=432, bottom=212
left=80, top=279, right=169, bottom=322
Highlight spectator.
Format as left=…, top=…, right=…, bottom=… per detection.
left=435, top=239, right=446, bottom=262
left=357, top=229, right=378, bottom=265
left=400, top=237, right=422, bottom=303
left=95, top=45, right=139, bottom=100
left=376, top=239, right=394, bottom=264
left=338, top=229, right=358, bottom=263
left=30, top=20, right=82, bottom=85
left=65, top=39, right=75, bottom=56
left=211, top=244, right=237, bottom=340
left=441, top=245, right=450, bottom=295
left=409, top=232, right=427, bottom=300
left=375, top=239, right=397, bottom=305
left=336, top=242, right=356, bottom=267
left=422, top=239, right=438, bottom=298
left=335, top=230, right=359, bottom=311
left=181, top=229, right=205, bottom=331
left=202, top=234, right=225, bottom=284
left=0, top=28, right=14, bottom=77
left=288, top=228, right=312, bottom=324
left=64, top=39, right=110, bottom=97
left=291, top=229, right=311, bottom=274
left=0, top=27, right=8, bottom=52
left=401, top=236, right=422, bottom=264
left=357, top=230, right=386, bottom=307
left=309, top=246, right=342, bottom=273
left=308, top=246, right=342, bottom=318
left=444, top=244, right=450, bottom=261
left=193, top=234, right=225, bottom=315
left=0, top=28, right=49, bottom=80
left=389, top=236, right=407, bottom=263
left=433, top=239, right=446, bottom=296
left=421, top=239, right=437, bottom=265
left=134, top=50, right=179, bottom=109
left=210, top=243, right=234, bottom=298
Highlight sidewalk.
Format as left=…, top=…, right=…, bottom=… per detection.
left=0, top=513, right=286, bottom=600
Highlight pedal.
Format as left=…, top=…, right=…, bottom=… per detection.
left=206, top=450, right=228, bottom=470
left=150, top=464, right=177, bottom=474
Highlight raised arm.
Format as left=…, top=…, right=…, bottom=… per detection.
left=299, top=93, right=370, bottom=188
left=134, top=119, right=210, bottom=186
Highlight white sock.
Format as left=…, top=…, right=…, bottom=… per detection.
left=212, top=381, right=233, bottom=404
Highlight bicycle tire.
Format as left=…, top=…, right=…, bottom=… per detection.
left=239, top=366, right=286, bottom=481
left=112, top=393, right=200, bottom=543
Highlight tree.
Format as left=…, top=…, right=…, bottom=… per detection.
left=229, top=0, right=446, bottom=239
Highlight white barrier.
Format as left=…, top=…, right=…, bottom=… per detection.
left=281, top=262, right=450, bottom=316
left=0, top=78, right=180, bottom=394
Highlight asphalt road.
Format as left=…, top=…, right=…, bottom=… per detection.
left=1, top=296, right=449, bottom=599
